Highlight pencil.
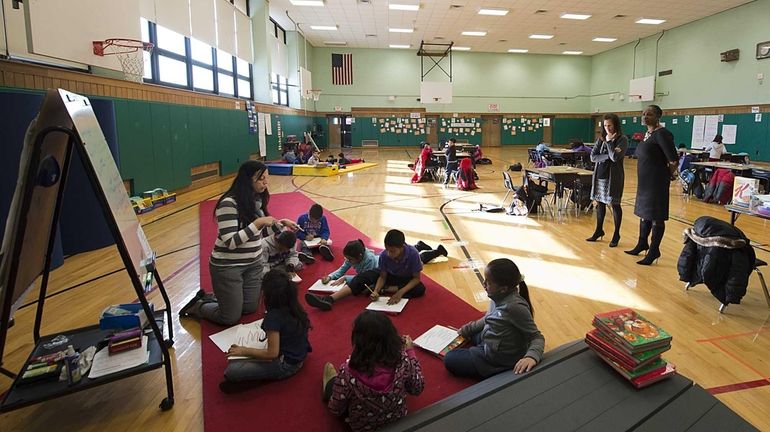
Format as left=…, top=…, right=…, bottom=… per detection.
left=364, top=283, right=375, bottom=294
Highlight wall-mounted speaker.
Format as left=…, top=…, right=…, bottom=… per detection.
left=720, top=49, right=740, bottom=62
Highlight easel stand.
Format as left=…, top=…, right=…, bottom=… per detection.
left=0, top=90, right=175, bottom=412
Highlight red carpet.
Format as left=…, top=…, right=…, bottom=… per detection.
left=199, top=191, right=479, bottom=431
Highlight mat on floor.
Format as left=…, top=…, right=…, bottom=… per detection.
left=199, top=191, right=479, bottom=432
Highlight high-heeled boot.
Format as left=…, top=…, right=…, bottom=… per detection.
left=637, top=223, right=664, bottom=265
left=625, top=219, right=652, bottom=255
left=609, top=204, right=622, bottom=248
left=586, top=203, right=606, bottom=242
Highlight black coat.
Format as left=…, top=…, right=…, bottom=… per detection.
left=677, top=216, right=756, bottom=305
left=634, top=128, right=678, bottom=221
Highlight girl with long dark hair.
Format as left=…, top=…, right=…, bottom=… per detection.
left=443, top=258, right=545, bottom=379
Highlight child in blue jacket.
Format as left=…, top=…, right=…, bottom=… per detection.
left=296, top=203, right=334, bottom=262
left=305, top=240, right=378, bottom=311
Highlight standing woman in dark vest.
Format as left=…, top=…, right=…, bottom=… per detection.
left=586, top=113, right=628, bottom=247
left=625, top=105, right=678, bottom=265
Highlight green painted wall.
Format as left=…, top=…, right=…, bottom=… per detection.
left=552, top=118, right=594, bottom=145
left=311, top=47, right=592, bottom=113
left=115, top=100, right=254, bottom=193
left=351, top=116, right=427, bottom=147
left=590, top=0, right=770, bottom=113
left=501, top=116, right=545, bottom=145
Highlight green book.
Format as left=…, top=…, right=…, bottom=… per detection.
left=593, top=308, right=672, bottom=353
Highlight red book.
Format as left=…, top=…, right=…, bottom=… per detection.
left=632, top=362, right=677, bottom=388
left=593, top=309, right=672, bottom=354
left=586, top=329, right=670, bottom=370
left=108, top=336, right=143, bottom=355
left=592, top=318, right=671, bottom=356
left=593, top=349, right=668, bottom=381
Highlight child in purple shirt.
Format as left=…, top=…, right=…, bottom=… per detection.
left=370, top=229, right=426, bottom=305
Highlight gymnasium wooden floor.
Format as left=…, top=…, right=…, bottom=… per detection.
left=1, top=147, right=769, bottom=431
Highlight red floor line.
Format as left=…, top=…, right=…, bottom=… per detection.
left=708, top=340, right=768, bottom=381
left=695, top=327, right=770, bottom=343
left=706, top=378, right=770, bottom=395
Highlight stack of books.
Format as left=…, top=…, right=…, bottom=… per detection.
left=108, top=327, right=143, bottom=355
left=585, top=308, right=676, bottom=389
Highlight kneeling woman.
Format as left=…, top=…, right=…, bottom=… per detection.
left=444, top=258, right=544, bottom=379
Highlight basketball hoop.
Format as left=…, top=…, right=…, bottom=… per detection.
left=628, top=94, right=642, bottom=103
left=93, top=38, right=154, bottom=83
left=307, top=89, right=322, bottom=102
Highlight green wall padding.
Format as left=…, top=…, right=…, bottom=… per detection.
left=352, top=116, right=428, bottom=147
left=437, top=117, right=481, bottom=145
left=501, top=116, right=544, bottom=145
left=552, top=118, right=594, bottom=145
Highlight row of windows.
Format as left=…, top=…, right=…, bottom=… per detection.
left=140, top=18, right=252, bottom=100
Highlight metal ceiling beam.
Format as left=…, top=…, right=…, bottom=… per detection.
left=418, top=41, right=453, bottom=82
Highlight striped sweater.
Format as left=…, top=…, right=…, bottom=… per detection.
left=210, top=197, right=264, bottom=266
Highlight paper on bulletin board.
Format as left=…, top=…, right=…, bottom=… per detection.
left=691, top=115, right=707, bottom=149
left=257, top=113, right=267, bottom=156
left=722, top=124, right=737, bottom=144
left=265, top=114, right=272, bottom=135
left=704, top=115, right=720, bottom=144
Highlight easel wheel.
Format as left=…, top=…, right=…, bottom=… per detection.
left=160, top=397, right=174, bottom=411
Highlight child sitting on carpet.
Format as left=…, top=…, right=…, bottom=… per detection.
left=323, top=311, right=424, bottom=431
left=296, top=203, right=335, bottom=263
left=370, top=229, right=426, bottom=305
left=305, top=239, right=379, bottom=311
left=220, top=269, right=312, bottom=393
left=443, top=258, right=544, bottom=380
left=262, top=230, right=302, bottom=277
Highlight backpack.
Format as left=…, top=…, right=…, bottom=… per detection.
left=569, top=180, right=592, bottom=210
left=509, top=163, right=522, bottom=172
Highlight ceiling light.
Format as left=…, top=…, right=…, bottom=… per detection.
left=461, top=31, right=487, bottom=37
left=478, top=8, right=508, bottom=16
left=389, top=3, right=419, bottom=11
left=593, top=37, right=617, bottom=42
left=324, top=41, right=347, bottom=46
left=561, top=13, right=591, bottom=20
left=563, top=51, right=583, bottom=55
left=310, top=25, right=337, bottom=31
left=452, top=46, right=471, bottom=51
left=508, top=49, right=529, bottom=53
left=529, top=34, right=554, bottom=40
left=636, top=18, right=666, bottom=25
left=389, top=27, right=414, bottom=33
left=389, top=44, right=411, bottom=49
left=290, top=0, right=324, bottom=6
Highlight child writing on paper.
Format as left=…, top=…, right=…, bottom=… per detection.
left=296, top=203, right=335, bottom=262
left=261, top=230, right=303, bottom=276
left=323, top=311, right=424, bottom=431
left=220, top=269, right=312, bottom=393
left=443, top=258, right=544, bottom=380
left=370, top=229, right=426, bottom=305
left=305, top=239, right=379, bottom=311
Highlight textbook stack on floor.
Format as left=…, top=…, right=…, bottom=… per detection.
left=585, top=308, right=676, bottom=389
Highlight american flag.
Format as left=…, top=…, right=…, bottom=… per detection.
left=331, top=53, right=353, bottom=85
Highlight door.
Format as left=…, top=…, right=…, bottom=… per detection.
left=591, top=115, right=603, bottom=140
left=542, top=115, right=555, bottom=144
left=481, top=116, right=502, bottom=147
left=427, top=115, right=439, bottom=146
left=341, top=115, right=352, bottom=148
left=327, top=115, right=341, bottom=148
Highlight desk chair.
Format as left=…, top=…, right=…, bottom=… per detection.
left=523, top=175, right=556, bottom=220
left=685, top=258, right=770, bottom=313
left=501, top=171, right=527, bottom=215
left=751, top=168, right=770, bottom=193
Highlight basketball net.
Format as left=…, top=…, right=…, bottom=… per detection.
left=93, top=39, right=154, bottom=83
left=306, top=89, right=321, bottom=102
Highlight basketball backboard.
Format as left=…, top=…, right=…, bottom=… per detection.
left=420, top=81, right=453, bottom=104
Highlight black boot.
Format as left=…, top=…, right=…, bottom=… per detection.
left=637, top=223, right=664, bottom=265
left=414, top=241, right=432, bottom=252
left=625, top=219, right=652, bottom=255
left=436, top=244, right=448, bottom=256
left=586, top=203, right=605, bottom=242
left=609, top=204, right=622, bottom=248
left=419, top=249, right=444, bottom=264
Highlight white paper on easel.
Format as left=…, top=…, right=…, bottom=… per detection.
left=88, top=336, right=150, bottom=379
left=722, top=125, right=737, bottom=144
left=308, top=279, right=346, bottom=293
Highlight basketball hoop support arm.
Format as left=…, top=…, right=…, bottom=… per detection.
left=417, top=41, right=453, bottom=82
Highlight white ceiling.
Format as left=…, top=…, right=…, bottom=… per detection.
left=268, top=0, right=754, bottom=55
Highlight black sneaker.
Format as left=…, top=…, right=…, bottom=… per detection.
left=319, top=245, right=335, bottom=261
left=179, top=290, right=205, bottom=317
left=414, top=241, right=432, bottom=252
left=305, top=293, right=333, bottom=311
left=436, top=244, right=448, bottom=257
left=298, top=252, right=316, bottom=264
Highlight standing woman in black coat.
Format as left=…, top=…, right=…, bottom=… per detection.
left=625, top=105, right=679, bottom=265
left=586, top=113, right=628, bottom=247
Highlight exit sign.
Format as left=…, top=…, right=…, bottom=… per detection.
left=488, top=103, right=499, bottom=112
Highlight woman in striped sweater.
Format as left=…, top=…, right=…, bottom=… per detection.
left=180, top=161, right=299, bottom=325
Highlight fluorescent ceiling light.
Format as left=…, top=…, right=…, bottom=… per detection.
left=561, top=13, right=591, bottom=20
left=592, top=37, right=617, bottom=42
left=461, top=31, right=487, bottom=37
left=452, top=46, right=471, bottom=51
left=311, top=25, right=337, bottom=31
left=389, top=3, right=419, bottom=11
left=389, top=27, right=414, bottom=33
left=478, top=8, right=508, bottom=16
left=389, top=44, right=411, bottom=49
left=290, top=0, right=324, bottom=6
left=636, top=18, right=666, bottom=25
left=508, top=49, right=529, bottom=53
left=563, top=51, right=583, bottom=55
left=529, top=34, right=554, bottom=40
left=324, top=41, right=347, bottom=45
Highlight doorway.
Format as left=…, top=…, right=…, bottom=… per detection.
left=481, top=116, right=501, bottom=147
left=327, top=115, right=352, bottom=148
left=541, top=115, right=555, bottom=144
left=427, top=115, right=439, bottom=146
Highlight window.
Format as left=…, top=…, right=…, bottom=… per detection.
left=140, top=19, right=253, bottom=99
left=271, top=19, right=286, bottom=44
left=271, top=73, right=289, bottom=106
